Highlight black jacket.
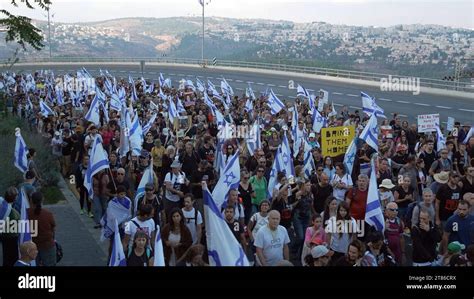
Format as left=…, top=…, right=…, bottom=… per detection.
left=411, top=223, right=441, bottom=263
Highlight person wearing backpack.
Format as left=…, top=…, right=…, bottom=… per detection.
left=126, top=230, right=154, bottom=267
left=408, top=188, right=436, bottom=229
left=164, top=160, right=190, bottom=217
left=429, top=149, right=453, bottom=177
left=384, top=202, right=405, bottom=265
left=122, top=204, right=156, bottom=256
left=181, top=194, right=203, bottom=245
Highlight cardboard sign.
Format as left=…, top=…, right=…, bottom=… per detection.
left=380, top=125, right=393, bottom=139
left=447, top=117, right=455, bottom=132
left=321, top=126, right=355, bottom=157
left=417, top=114, right=439, bottom=133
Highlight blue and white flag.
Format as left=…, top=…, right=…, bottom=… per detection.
left=100, top=102, right=109, bottom=124
left=359, top=114, right=379, bottom=152
left=153, top=225, right=165, bottom=266
left=84, top=136, right=110, bottom=198
left=244, top=98, right=253, bottom=114
left=246, top=84, right=256, bottom=100
left=129, top=113, right=143, bottom=156
left=100, top=197, right=131, bottom=241
left=196, top=78, right=205, bottom=93
left=26, top=96, right=33, bottom=111
left=462, top=127, right=474, bottom=144
left=267, top=147, right=283, bottom=200
left=141, top=77, right=147, bottom=92
left=109, top=219, right=127, bottom=266
left=55, top=88, right=65, bottom=106
left=311, top=108, right=327, bottom=133
left=14, top=130, right=28, bottom=174
left=280, top=132, right=295, bottom=178
left=246, top=120, right=261, bottom=157
left=168, top=98, right=178, bottom=124
left=84, top=95, right=102, bottom=126
left=267, top=89, right=285, bottom=115
left=0, top=196, right=12, bottom=221
left=203, top=188, right=249, bottom=266
left=212, top=149, right=240, bottom=208
left=146, top=82, right=155, bottom=94
left=142, top=113, right=157, bottom=136
left=133, top=161, right=154, bottom=216
left=436, top=125, right=446, bottom=152
left=361, top=92, right=386, bottom=119
left=365, top=158, right=385, bottom=232
left=39, top=100, right=55, bottom=117
left=303, top=143, right=316, bottom=179
left=185, top=80, right=196, bottom=91
left=343, top=138, right=357, bottom=176
left=207, top=80, right=220, bottom=97
left=159, top=73, right=166, bottom=88
left=110, top=94, right=122, bottom=112
left=119, top=105, right=132, bottom=158
left=18, top=188, right=31, bottom=245
left=176, top=97, right=186, bottom=114
left=309, top=94, right=316, bottom=111
left=220, top=77, right=234, bottom=96
left=297, top=84, right=310, bottom=98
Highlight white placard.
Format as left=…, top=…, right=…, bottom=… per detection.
left=447, top=117, right=455, bottom=132
left=417, top=114, right=439, bottom=133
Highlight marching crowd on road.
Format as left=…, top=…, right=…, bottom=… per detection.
left=1, top=68, right=473, bottom=267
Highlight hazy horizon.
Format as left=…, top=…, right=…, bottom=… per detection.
left=1, top=0, right=473, bottom=30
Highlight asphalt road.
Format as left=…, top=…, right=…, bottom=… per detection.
left=7, top=63, right=474, bottom=124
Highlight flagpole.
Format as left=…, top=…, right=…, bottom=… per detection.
left=201, top=1, right=205, bottom=66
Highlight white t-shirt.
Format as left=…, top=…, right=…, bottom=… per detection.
left=84, top=134, right=103, bottom=155
left=182, top=208, right=203, bottom=244
left=254, top=225, right=290, bottom=266
left=124, top=217, right=156, bottom=249
left=379, top=190, right=395, bottom=207
left=331, top=174, right=353, bottom=201
left=164, top=171, right=186, bottom=202
left=250, top=212, right=269, bottom=240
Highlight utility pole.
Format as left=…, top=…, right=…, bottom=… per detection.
left=200, top=0, right=210, bottom=67
left=47, top=5, right=52, bottom=59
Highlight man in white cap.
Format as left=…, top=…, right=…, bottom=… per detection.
left=310, top=245, right=334, bottom=267
left=307, top=132, right=320, bottom=149
left=164, top=160, right=189, bottom=217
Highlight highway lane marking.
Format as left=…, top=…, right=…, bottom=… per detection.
left=235, top=80, right=243, bottom=83
left=332, top=92, right=344, bottom=95
left=169, top=73, right=176, bottom=75
left=278, top=85, right=287, bottom=88
left=207, top=77, right=214, bottom=79
left=267, top=84, right=276, bottom=87
left=396, top=100, right=410, bottom=104
left=236, top=88, right=244, bottom=91
left=129, top=71, right=137, bottom=73
left=350, top=106, right=362, bottom=109
left=378, top=98, right=392, bottom=102
left=436, top=106, right=451, bottom=109
left=177, top=74, right=185, bottom=76
left=333, top=103, right=343, bottom=107
left=459, top=108, right=474, bottom=112
left=288, top=96, right=296, bottom=99
left=275, top=93, right=283, bottom=96
left=247, top=81, right=254, bottom=84
left=414, top=103, right=430, bottom=106
left=256, top=83, right=265, bottom=85
left=346, top=94, right=358, bottom=97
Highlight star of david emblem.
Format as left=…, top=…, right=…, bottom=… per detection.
left=347, top=153, right=355, bottom=164
left=224, top=172, right=236, bottom=187
left=282, top=153, right=289, bottom=164
left=317, top=116, right=323, bottom=123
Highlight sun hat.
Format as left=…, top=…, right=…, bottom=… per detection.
left=379, top=179, right=396, bottom=189
left=311, top=246, right=334, bottom=259
left=433, top=171, right=449, bottom=184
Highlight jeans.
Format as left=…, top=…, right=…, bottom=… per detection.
left=292, top=212, right=311, bottom=258
left=37, top=246, right=57, bottom=266
left=92, top=195, right=107, bottom=225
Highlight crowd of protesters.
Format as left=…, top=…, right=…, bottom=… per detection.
left=1, top=69, right=473, bottom=267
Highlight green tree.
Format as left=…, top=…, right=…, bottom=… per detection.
left=0, top=0, right=51, bottom=50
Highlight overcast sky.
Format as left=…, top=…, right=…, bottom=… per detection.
left=1, top=0, right=473, bottom=29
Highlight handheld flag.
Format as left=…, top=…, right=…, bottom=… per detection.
left=211, top=149, right=240, bottom=208
left=297, top=84, right=310, bottom=98
left=39, top=100, right=55, bottom=117
left=109, top=219, right=127, bottom=266
left=343, top=138, right=357, bottom=176
left=14, top=129, right=28, bottom=174
left=359, top=114, right=379, bottom=152
left=267, top=89, right=285, bottom=115
left=361, top=92, right=386, bottom=119
left=365, top=158, right=385, bottom=231
left=153, top=225, right=165, bottom=266
left=84, top=137, right=110, bottom=198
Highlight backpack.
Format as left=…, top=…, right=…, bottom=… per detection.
left=404, top=201, right=422, bottom=228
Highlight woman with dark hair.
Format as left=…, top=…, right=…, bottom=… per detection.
left=321, top=196, right=338, bottom=227
left=270, top=185, right=293, bottom=230
left=326, top=201, right=357, bottom=262
left=126, top=231, right=154, bottom=267
left=161, top=208, right=192, bottom=266
left=27, top=192, right=57, bottom=266
left=323, top=156, right=336, bottom=182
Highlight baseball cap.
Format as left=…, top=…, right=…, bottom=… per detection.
left=311, top=245, right=334, bottom=259
left=447, top=241, right=465, bottom=254
left=309, top=132, right=316, bottom=138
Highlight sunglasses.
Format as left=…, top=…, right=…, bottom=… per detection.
left=117, top=173, right=125, bottom=176
left=317, top=169, right=323, bottom=172
left=388, top=208, right=398, bottom=212
left=145, top=189, right=154, bottom=192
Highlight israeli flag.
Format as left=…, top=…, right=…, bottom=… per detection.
left=147, top=82, right=155, bottom=94
left=133, top=160, right=154, bottom=216
left=435, top=124, right=446, bottom=152
left=153, top=225, right=165, bottom=266
left=159, top=73, right=166, bottom=88
left=119, top=105, right=132, bottom=158
left=267, top=147, right=283, bottom=200
left=291, top=105, right=301, bottom=155
left=312, top=108, right=327, bottom=133
left=303, top=142, right=316, bottom=179
left=309, top=94, right=316, bottom=111
left=328, top=102, right=338, bottom=118
left=196, top=78, right=206, bottom=93
left=359, top=114, right=379, bottom=152
left=14, top=130, right=28, bottom=174
left=141, top=77, right=147, bottom=92
left=168, top=98, right=178, bottom=124
left=207, top=80, right=220, bottom=97
left=297, top=84, right=310, bottom=98
left=55, top=88, right=65, bottom=106
left=204, top=93, right=217, bottom=111
left=84, top=95, right=102, bottom=126
left=220, top=77, right=234, bottom=96
left=39, top=100, right=55, bottom=117
left=212, top=149, right=240, bottom=208
left=246, top=120, right=261, bottom=156
left=361, top=92, right=386, bottom=119
left=104, top=78, right=114, bottom=95
left=280, top=132, right=295, bottom=178
left=128, top=75, right=134, bottom=86
left=343, top=138, right=357, bottom=176
left=100, top=196, right=131, bottom=241
left=26, top=96, right=33, bottom=111
left=149, top=100, right=159, bottom=112
left=203, top=187, right=249, bottom=266
left=142, top=113, right=157, bottom=136
left=100, top=102, right=110, bottom=125
left=462, top=127, right=474, bottom=144
left=110, top=94, right=122, bottom=112
left=109, top=219, right=127, bottom=266
left=365, top=158, right=385, bottom=232
left=244, top=98, right=253, bottom=114
left=18, top=188, right=32, bottom=245
left=246, top=83, right=256, bottom=100
left=185, top=80, right=196, bottom=91
left=176, top=97, right=186, bottom=114
left=84, top=136, right=110, bottom=198
left=267, top=89, right=285, bottom=115
left=129, top=113, right=143, bottom=156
